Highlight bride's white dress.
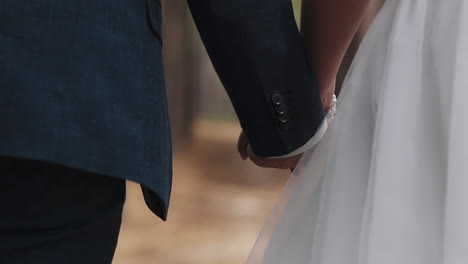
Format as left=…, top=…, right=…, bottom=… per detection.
left=247, top=0, right=468, bottom=263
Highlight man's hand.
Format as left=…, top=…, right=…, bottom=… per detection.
left=237, top=131, right=302, bottom=169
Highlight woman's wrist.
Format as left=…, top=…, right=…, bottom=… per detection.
left=320, top=79, right=336, bottom=112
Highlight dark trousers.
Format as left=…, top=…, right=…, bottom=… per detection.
left=0, top=157, right=126, bottom=264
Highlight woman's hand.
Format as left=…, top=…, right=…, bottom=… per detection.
left=237, top=131, right=302, bottom=170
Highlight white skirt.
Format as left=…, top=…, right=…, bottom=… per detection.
left=247, top=0, right=468, bottom=263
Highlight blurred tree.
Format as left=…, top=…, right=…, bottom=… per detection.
left=292, top=0, right=302, bottom=23
left=162, top=1, right=201, bottom=147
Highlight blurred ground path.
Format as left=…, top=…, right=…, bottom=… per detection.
left=114, top=121, right=289, bottom=264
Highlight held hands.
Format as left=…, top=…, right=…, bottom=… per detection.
left=237, top=131, right=303, bottom=170
left=237, top=81, right=336, bottom=170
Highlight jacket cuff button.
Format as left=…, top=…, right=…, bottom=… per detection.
left=275, top=103, right=287, bottom=115
left=271, top=92, right=284, bottom=105
left=277, top=113, right=289, bottom=123
left=279, top=122, right=289, bottom=130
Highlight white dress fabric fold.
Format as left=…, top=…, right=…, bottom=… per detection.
left=246, top=0, right=468, bottom=263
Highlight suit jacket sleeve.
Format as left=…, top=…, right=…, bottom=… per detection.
left=187, top=0, right=325, bottom=157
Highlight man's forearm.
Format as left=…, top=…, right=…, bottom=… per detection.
left=188, top=0, right=326, bottom=157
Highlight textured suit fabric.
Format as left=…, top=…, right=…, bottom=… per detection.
left=0, top=157, right=125, bottom=264
left=0, top=0, right=324, bottom=219
left=0, top=0, right=171, bottom=219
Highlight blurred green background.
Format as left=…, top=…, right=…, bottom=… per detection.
left=113, top=0, right=385, bottom=263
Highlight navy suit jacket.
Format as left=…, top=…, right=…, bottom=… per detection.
left=0, top=0, right=324, bottom=220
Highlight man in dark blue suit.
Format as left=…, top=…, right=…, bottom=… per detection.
left=0, top=0, right=325, bottom=262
